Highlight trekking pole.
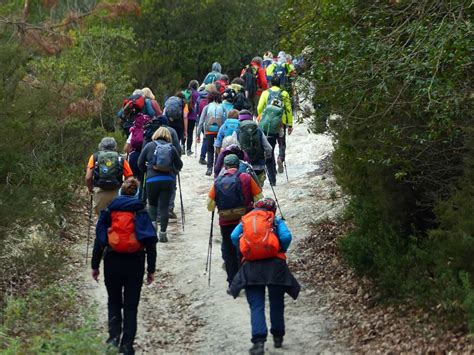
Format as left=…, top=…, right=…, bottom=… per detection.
left=85, top=194, right=93, bottom=265
left=205, top=210, right=215, bottom=286
left=284, top=161, right=289, bottom=183
left=178, top=173, right=185, bottom=231
left=141, top=171, right=148, bottom=205
left=264, top=167, right=285, bottom=220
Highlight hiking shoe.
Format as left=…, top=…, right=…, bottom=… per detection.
left=199, top=158, right=207, bottom=165
left=277, top=158, right=284, bottom=174
left=106, top=337, right=119, bottom=348
left=186, top=149, right=193, bottom=156
left=168, top=210, right=177, bottom=219
left=273, top=336, right=283, bottom=348
left=159, top=231, right=168, bottom=243
left=205, top=168, right=212, bottom=176
left=119, top=345, right=135, bottom=355
left=249, top=342, right=264, bottom=355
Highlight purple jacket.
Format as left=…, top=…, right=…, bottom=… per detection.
left=214, top=145, right=250, bottom=177
left=188, top=89, right=200, bottom=121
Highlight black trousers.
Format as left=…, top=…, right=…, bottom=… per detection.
left=104, top=251, right=145, bottom=349
left=206, top=134, right=217, bottom=169
left=147, top=180, right=174, bottom=232
left=220, top=223, right=240, bottom=286
left=265, top=135, right=278, bottom=185
left=185, top=120, right=196, bottom=151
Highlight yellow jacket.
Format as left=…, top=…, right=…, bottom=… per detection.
left=257, top=87, right=293, bottom=127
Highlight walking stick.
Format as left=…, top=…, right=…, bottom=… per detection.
left=284, top=161, right=289, bottom=183
left=205, top=210, right=215, bottom=286
left=178, top=173, right=185, bottom=231
left=141, top=171, right=148, bottom=205
left=85, top=194, right=93, bottom=265
left=264, top=167, right=285, bottom=220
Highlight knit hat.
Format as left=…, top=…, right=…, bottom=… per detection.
left=224, top=154, right=240, bottom=168
left=238, top=110, right=253, bottom=121
left=254, top=197, right=277, bottom=213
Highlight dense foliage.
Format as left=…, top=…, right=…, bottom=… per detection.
left=282, top=0, right=473, bottom=329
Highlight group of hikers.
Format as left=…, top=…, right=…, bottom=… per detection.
left=85, top=51, right=300, bottom=355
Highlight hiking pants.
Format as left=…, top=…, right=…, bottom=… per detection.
left=185, top=120, right=196, bottom=151
left=104, top=251, right=145, bottom=349
left=93, top=187, right=118, bottom=215
left=147, top=180, right=174, bottom=232
left=200, top=137, right=208, bottom=160
left=277, top=125, right=287, bottom=162
left=206, top=134, right=217, bottom=169
left=245, top=285, right=286, bottom=344
left=220, top=224, right=240, bottom=286
left=265, top=135, right=279, bottom=185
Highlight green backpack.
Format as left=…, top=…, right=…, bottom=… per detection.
left=239, top=120, right=264, bottom=163
left=181, top=89, right=192, bottom=104
left=93, top=151, right=124, bottom=190
left=259, top=89, right=283, bottom=136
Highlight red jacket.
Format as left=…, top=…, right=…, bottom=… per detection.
left=240, top=62, right=269, bottom=97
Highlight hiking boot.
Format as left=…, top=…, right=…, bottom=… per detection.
left=277, top=158, right=284, bottom=174
left=249, top=342, right=264, bottom=355
left=106, top=336, right=119, bottom=348
left=119, top=345, right=135, bottom=355
left=168, top=210, right=178, bottom=219
left=186, top=149, right=193, bottom=156
left=199, top=158, right=207, bottom=165
left=273, top=336, right=283, bottom=348
left=205, top=168, right=212, bottom=176
left=159, top=231, right=168, bottom=243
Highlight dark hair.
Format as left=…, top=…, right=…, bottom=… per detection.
left=188, top=80, right=199, bottom=90
left=227, top=109, right=239, bottom=119
left=271, top=76, right=281, bottom=87
left=208, top=90, right=221, bottom=103
left=121, top=177, right=139, bottom=196
left=175, top=91, right=185, bottom=99
left=221, top=74, right=229, bottom=83
left=231, top=77, right=245, bottom=86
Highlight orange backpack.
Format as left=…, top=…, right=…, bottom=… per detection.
left=107, top=211, right=144, bottom=253
left=239, top=209, right=282, bottom=261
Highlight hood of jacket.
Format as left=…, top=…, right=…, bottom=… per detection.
left=212, top=62, right=222, bottom=73
left=107, top=195, right=145, bottom=212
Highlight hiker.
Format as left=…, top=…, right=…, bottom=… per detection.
left=197, top=90, right=224, bottom=176
left=85, top=137, right=133, bottom=214
left=138, top=127, right=183, bottom=242
left=214, top=74, right=229, bottom=94
left=214, top=137, right=249, bottom=177
left=124, top=113, right=152, bottom=182
left=230, top=77, right=252, bottom=112
left=240, top=57, right=268, bottom=114
left=230, top=197, right=300, bottom=355
left=142, top=87, right=162, bottom=117
left=118, top=89, right=146, bottom=137
left=236, top=110, right=272, bottom=186
left=164, top=92, right=188, bottom=147
left=183, top=80, right=200, bottom=156
left=262, top=51, right=274, bottom=70
left=265, top=51, right=291, bottom=91
left=214, top=108, right=239, bottom=154
left=195, top=84, right=214, bottom=165
left=202, top=62, right=222, bottom=86
left=207, top=154, right=263, bottom=290
left=257, top=76, right=293, bottom=186
left=91, top=177, right=158, bottom=355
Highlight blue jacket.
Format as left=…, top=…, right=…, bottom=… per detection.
left=96, top=195, right=158, bottom=247
left=231, top=214, right=292, bottom=252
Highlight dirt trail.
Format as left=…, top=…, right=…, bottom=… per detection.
left=80, top=123, right=346, bottom=354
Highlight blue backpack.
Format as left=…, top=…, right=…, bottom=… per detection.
left=222, top=118, right=239, bottom=138
left=151, top=141, right=173, bottom=172
left=215, top=171, right=246, bottom=221
left=222, top=101, right=234, bottom=121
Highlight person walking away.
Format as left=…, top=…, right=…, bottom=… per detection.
left=202, top=62, right=222, bottom=86
left=240, top=57, right=268, bottom=115
left=214, top=138, right=249, bottom=177
left=257, top=76, right=293, bottom=186
left=164, top=92, right=188, bottom=147
left=124, top=113, right=152, bottom=183
left=117, top=89, right=146, bottom=137
left=236, top=110, right=272, bottom=186
left=214, top=74, right=229, bottom=94
left=214, top=108, right=239, bottom=155
left=197, top=90, right=224, bottom=176
left=138, top=127, right=183, bottom=242
left=230, top=197, right=300, bottom=355
left=85, top=137, right=133, bottom=214
left=91, top=177, right=158, bottom=355
left=230, top=77, right=252, bottom=111
left=207, top=154, right=263, bottom=290
left=195, top=85, right=214, bottom=165
left=183, top=80, right=200, bottom=156
left=142, top=87, right=162, bottom=117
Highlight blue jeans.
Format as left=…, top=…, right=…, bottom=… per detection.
left=245, top=285, right=286, bottom=343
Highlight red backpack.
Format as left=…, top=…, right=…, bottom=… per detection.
left=107, top=211, right=144, bottom=253
left=239, top=209, right=283, bottom=261
left=122, top=94, right=145, bottom=117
